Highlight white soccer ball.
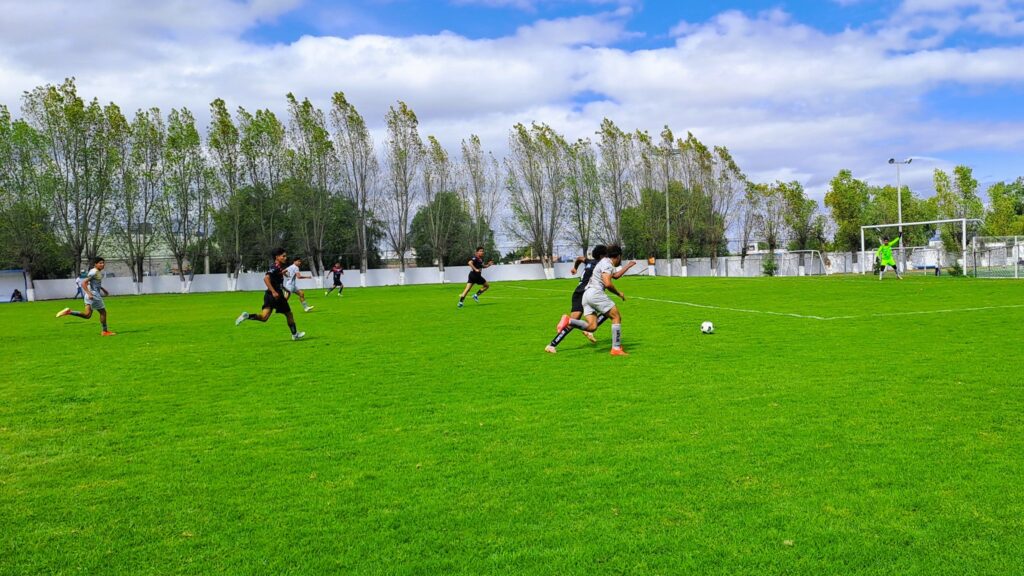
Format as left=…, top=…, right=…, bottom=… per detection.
left=700, top=321, right=714, bottom=334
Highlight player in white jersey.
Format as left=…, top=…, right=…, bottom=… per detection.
left=283, top=257, right=314, bottom=312
left=56, top=256, right=115, bottom=336
left=556, top=245, right=632, bottom=356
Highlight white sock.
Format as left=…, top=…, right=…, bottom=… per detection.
left=612, top=324, right=622, bottom=349
left=569, top=318, right=589, bottom=330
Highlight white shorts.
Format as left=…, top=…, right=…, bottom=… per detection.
left=284, top=281, right=297, bottom=293
left=582, top=288, right=615, bottom=317
left=85, top=295, right=105, bottom=310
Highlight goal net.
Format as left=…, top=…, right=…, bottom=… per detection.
left=968, top=236, right=1023, bottom=279
left=861, top=218, right=981, bottom=276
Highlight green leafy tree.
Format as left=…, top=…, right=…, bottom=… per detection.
left=383, top=101, right=422, bottom=278
left=21, top=78, right=114, bottom=272
left=285, top=93, right=337, bottom=276
left=934, top=165, right=983, bottom=253
left=0, top=107, right=69, bottom=286
left=207, top=98, right=244, bottom=278
left=983, top=178, right=1024, bottom=235
left=331, top=91, right=379, bottom=277
left=158, top=108, right=210, bottom=285
left=824, top=169, right=871, bottom=256
left=410, top=191, right=476, bottom=267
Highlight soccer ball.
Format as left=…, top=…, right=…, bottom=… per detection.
left=700, top=321, right=714, bottom=334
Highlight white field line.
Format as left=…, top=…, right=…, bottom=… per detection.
left=506, top=284, right=1024, bottom=321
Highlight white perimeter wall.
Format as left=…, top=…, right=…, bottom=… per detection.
left=22, top=253, right=870, bottom=302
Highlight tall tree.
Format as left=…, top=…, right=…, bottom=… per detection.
left=707, top=145, right=744, bottom=265
left=737, top=185, right=760, bottom=269
left=564, top=138, right=601, bottom=257
left=21, top=79, right=113, bottom=272
left=459, top=134, right=501, bottom=252
left=984, top=178, right=1024, bottom=235
left=824, top=169, right=871, bottom=256
left=505, top=122, right=567, bottom=273
left=934, top=165, right=983, bottom=253
left=238, top=106, right=288, bottom=263
left=107, top=105, right=163, bottom=291
left=285, top=93, right=336, bottom=277
left=158, top=108, right=208, bottom=289
left=331, top=91, right=379, bottom=280
left=383, top=101, right=422, bottom=281
left=781, top=181, right=825, bottom=251
left=420, top=135, right=460, bottom=272
left=207, top=98, right=245, bottom=281
left=750, top=181, right=787, bottom=254
left=596, top=118, right=633, bottom=244
left=0, top=105, right=64, bottom=295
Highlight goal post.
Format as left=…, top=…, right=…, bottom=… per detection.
left=969, top=236, right=1023, bottom=279
left=860, top=218, right=982, bottom=275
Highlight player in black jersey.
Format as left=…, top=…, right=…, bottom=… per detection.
left=545, top=245, right=608, bottom=354
left=325, top=262, right=344, bottom=296
left=234, top=247, right=305, bottom=340
left=458, top=246, right=493, bottom=308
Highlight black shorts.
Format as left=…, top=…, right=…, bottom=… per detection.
left=468, top=271, right=486, bottom=285
left=262, top=291, right=291, bottom=314
left=571, top=290, right=584, bottom=314
left=332, top=278, right=343, bottom=287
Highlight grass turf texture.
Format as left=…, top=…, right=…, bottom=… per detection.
left=1, top=276, right=1023, bottom=575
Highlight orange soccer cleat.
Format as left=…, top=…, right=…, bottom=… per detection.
left=56, top=308, right=71, bottom=318
left=609, top=348, right=628, bottom=356
left=101, top=331, right=117, bottom=337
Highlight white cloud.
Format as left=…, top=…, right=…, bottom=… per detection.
left=0, top=1, right=1022, bottom=205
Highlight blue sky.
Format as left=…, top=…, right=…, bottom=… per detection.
left=247, top=1, right=901, bottom=44
left=1, top=0, right=1023, bottom=204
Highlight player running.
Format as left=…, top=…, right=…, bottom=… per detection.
left=235, top=248, right=305, bottom=341
left=557, top=245, right=633, bottom=356
left=325, top=262, right=344, bottom=297
left=458, top=247, right=493, bottom=308
left=56, top=257, right=115, bottom=336
left=283, top=256, right=314, bottom=312
left=877, top=232, right=903, bottom=280
left=545, top=245, right=633, bottom=354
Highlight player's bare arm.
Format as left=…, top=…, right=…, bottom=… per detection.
left=602, top=272, right=625, bottom=301
left=611, top=260, right=636, bottom=279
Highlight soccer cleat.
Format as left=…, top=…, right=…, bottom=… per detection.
left=583, top=331, right=597, bottom=343
left=457, top=301, right=464, bottom=308
left=292, top=331, right=305, bottom=341
left=556, top=314, right=571, bottom=332
left=101, top=331, right=116, bottom=337
left=544, top=345, right=557, bottom=354
left=235, top=312, right=249, bottom=326
left=304, top=305, right=314, bottom=312
left=609, top=348, right=629, bottom=356
left=56, top=307, right=71, bottom=318
left=472, top=293, right=479, bottom=302
left=324, top=291, right=329, bottom=296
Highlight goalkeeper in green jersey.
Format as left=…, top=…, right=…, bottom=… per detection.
left=876, top=231, right=903, bottom=280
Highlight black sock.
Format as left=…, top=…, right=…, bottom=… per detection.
left=475, top=289, right=483, bottom=295
left=549, top=327, right=572, bottom=348
left=288, top=322, right=297, bottom=335
left=246, top=314, right=259, bottom=321
left=596, top=315, right=609, bottom=328
left=459, top=296, right=465, bottom=302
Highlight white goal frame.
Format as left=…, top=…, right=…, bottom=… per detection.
left=860, top=218, right=982, bottom=274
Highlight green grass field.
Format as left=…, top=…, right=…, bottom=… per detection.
left=2, top=275, right=1023, bottom=575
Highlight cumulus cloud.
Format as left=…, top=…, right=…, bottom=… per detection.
left=0, top=1, right=1022, bottom=201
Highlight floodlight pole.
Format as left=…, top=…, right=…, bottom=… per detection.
left=888, top=157, right=912, bottom=270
